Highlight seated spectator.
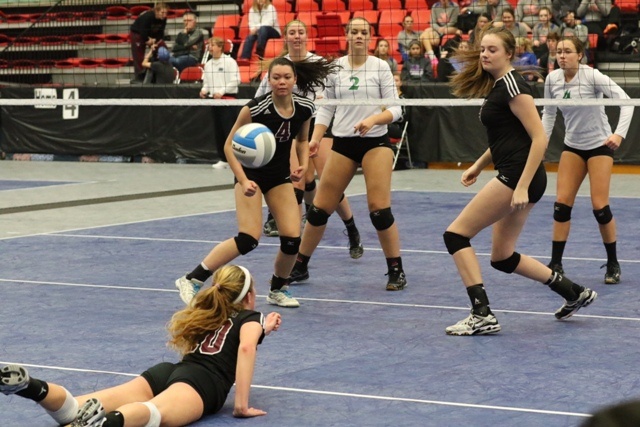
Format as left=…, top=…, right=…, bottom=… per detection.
left=577, top=0, right=620, bottom=49
left=438, top=36, right=468, bottom=81
left=200, top=37, right=241, bottom=169
left=552, top=0, right=580, bottom=25
left=142, top=45, right=176, bottom=84
left=532, top=6, right=560, bottom=55
left=468, top=12, right=491, bottom=45
left=516, top=0, right=552, bottom=30
left=514, top=36, right=543, bottom=81
left=374, top=38, right=398, bottom=73
left=431, top=0, right=462, bottom=36
left=130, top=2, right=168, bottom=83
left=487, top=0, right=512, bottom=20
left=560, top=9, right=589, bottom=59
left=240, top=0, right=281, bottom=60
left=170, top=12, right=205, bottom=72
left=398, top=14, right=420, bottom=62
left=495, top=8, right=531, bottom=36
left=538, top=31, right=560, bottom=77
left=401, top=40, right=435, bottom=84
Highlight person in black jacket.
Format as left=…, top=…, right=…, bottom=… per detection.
left=130, top=2, right=168, bottom=82
left=170, top=12, right=205, bottom=72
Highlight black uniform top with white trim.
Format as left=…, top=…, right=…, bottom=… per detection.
left=182, top=310, right=265, bottom=395
left=479, top=70, right=534, bottom=170
left=246, top=92, right=315, bottom=175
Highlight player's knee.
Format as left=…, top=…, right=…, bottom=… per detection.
left=370, top=207, right=394, bottom=230
left=443, top=231, right=471, bottom=255
left=294, top=188, right=304, bottom=205
left=339, top=193, right=345, bottom=203
left=234, top=232, right=259, bottom=255
left=593, top=205, right=613, bottom=224
left=553, top=202, right=572, bottom=223
left=491, top=252, right=521, bottom=274
left=279, top=235, right=301, bottom=255
left=306, top=204, right=330, bottom=226
left=305, top=180, right=316, bottom=192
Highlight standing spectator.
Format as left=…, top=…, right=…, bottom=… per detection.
left=577, top=0, right=620, bottom=49
left=374, top=38, right=399, bottom=74
left=200, top=37, right=241, bottom=170
left=516, top=0, right=552, bottom=30
left=170, top=12, right=205, bottom=72
left=552, top=0, right=580, bottom=25
left=398, top=14, right=421, bottom=62
left=142, top=45, right=176, bottom=84
left=401, top=40, right=435, bottom=84
left=240, top=0, right=281, bottom=60
left=289, top=18, right=407, bottom=291
left=130, top=2, right=168, bottom=83
left=176, top=57, right=336, bottom=308
left=443, top=26, right=596, bottom=335
left=542, top=36, right=633, bottom=284
left=0, top=265, right=282, bottom=426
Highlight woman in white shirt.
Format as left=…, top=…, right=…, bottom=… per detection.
left=542, top=36, right=634, bottom=284
left=289, top=17, right=407, bottom=291
left=239, top=0, right=281, bottom=60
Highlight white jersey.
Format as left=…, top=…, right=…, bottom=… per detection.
left=542, top=64, right=634, bottom=150
left=201, top=54, right=240, bottom=96
left=316, top=56, right=402, bottom=138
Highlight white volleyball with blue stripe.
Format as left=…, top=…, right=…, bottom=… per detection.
left=231, top=123, right=276, bottom=169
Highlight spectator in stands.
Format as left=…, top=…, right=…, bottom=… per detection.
left=374, top=38, right=398, bottom=74
left=532, top=6, right=560, bottom=54
left=514, top=37, right=543, bottom=81
left=142, top=45, right=176, bottom=84
left=560, top=10, right=589, bottom=58
left=468, top=12, right=491, bottom=44
left=170, top=12, right=205, bottom=72
left=552, top=0, right=580, bottom=25
left=240, top=0, right=281, bottom=60
left=538, top=31, right=561, bottom=76
left=431, top=0, right=462, bottom=36
left=487, top=0, right=512, bottom=20
left=130, top=2, right=168, bottom=83
left=495, top=8, right=531, bottom=37
left=401, top=40, right=435, bottom=84
left=577, top=0, right=620, bottom=49
left=200, top=37, right=241, bottom=170
left=516, top=0, right=552, bottom=30
left=437, top=37, right=468, bottom=80
left=398, top=14, right=420, bottom=62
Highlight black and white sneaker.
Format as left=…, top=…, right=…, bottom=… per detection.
left=344, top=229, right=364, bottom=259
left=0, top=365, right=29, bottom=395
left=445, top=311, right=501, bottom=336
left=602, top=262, right=621, bottom=284
left=555, top=288, right=598, bottom=320
left=289, top=264, right=309, bottom=283
left=385, top=269, right=407, bottom=291
left=71, top=398, right=106, bottom=427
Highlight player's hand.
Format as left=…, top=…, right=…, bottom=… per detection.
left=604, top=134, right=622, bottom=150
left=460, top=167, right=479, bottom=187
left=290, top=166, right=305, bottom=182
left=511, top=188, right=529, bottom=211
left=354, top=118, right=375, bottom=136
left=233, top=407, right=267, bottom=418
left=309, top=140, right=320, bottom=158
left=199, top=91, right=208, bottom=99
left=265, top=312, right=282, bottom=334
left=242, top=180, right=258, bottom=197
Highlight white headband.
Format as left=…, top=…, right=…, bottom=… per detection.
left=233, top=265, right=252, bottom=304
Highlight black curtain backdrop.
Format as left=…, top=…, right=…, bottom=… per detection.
left=2, top=83, right=640, bottom=163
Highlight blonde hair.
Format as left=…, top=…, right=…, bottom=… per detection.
left=450, top=26, right=515, bottom=99
left=252, top=0, right=271, bottom=12
left=515, top=37, right=533, bottom=53
left=281, top=20, right=308, bottom=56
left=167, top=265, right=254, bottom=355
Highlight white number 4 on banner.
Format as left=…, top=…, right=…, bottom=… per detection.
left=63, top=88, right=79, bottom=120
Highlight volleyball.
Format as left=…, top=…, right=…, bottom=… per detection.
left=231, top=123, right=276, bottom=169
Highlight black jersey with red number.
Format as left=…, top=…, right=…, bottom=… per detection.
left=182, top=310, right=265, bottom=394
left=246, top=93, right=315, bottom=175
left=479, top=70, right=534, bottom=170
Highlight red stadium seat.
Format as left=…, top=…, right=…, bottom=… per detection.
left=179, top=66, right=204, bottom=83
left=377, top=9, right=407, bottom=38
left=264, top=38, right=286, bottom=57
left=106, top=6, right=129, bottom=20
left=376, top=0, right=404, bottom=9
left=352, top=10, right=380, bottom=34
left=130, top=5, right=151, bottom=18
left=412, top=9, right=431, bottom=31
left=101, top=58, right=129, bottom=68
left=82, top=34, right=106, bottom=44
left=322, top=0, right=348, bottom=11
left=40, top=35, right=67, bottom=46
left=78, top=58, right=102, bottom=68
left=405, top=0, right=427, bottom=11
left=316, top=13, right=345, bottom=38
left=312, top=37, right=345, bottom=58
left=348, top=0, right=374, bottom=12
left=104, top=34, right=129, bottom=44
left=295, top=0, right=320, bottom=12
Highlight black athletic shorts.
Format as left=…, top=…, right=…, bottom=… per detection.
left=496, top=163, right=547, bottom=204
left=141, top=361, right=228, bottom=415
left=235, top=169, right=292, bottom=194
left=331, top=134, right=393, bottom=164
left=563, top=144, right=614, bottom=161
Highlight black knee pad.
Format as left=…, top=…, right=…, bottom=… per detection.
left=305, top=180, right=316, bottom=192
left=553, top=202, right=572, bottom=223
left=370, top=207, right=394, bottom=230
left=491, top=252, right=521, bottom=274
left=306, top=204, right=330, bottom=226
left=443, top=231, right=471, bottom=255
left=234, top=232, right=258, bottom=255
left=593, top=205, right=613, bottom=224
left=279, top=235, right=301, bottom=255
left=102, top=412, right=125, bottom=427
left=294, top=188, right=304, bottom=205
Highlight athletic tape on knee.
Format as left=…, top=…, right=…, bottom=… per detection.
left=234, top=232, right=258, bottom=255
left=442, top=231, right=471, bottom=255
left=304, top=180, right=316, bottom=192
left=45, top=388, right=78, bottom=425
left=490, top=252, right=521, bottom=274
left=306, top=204, right=330, bottom=226
left=369, top=208, right=394, bottom=230
left=141, top=402, right=161, bottom=427
left=553, top=202, right=572, bottom=223
left=279, top=235, right=301, bottom=255
left=593, top=205, right=613, bottom=224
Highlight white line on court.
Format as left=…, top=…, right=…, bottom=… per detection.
left=1, top=278, right=639, bottom=322
left=0, top=360, right=592, bottom=419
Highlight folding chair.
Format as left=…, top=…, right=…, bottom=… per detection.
left=391, top=120, right=411, bottom=170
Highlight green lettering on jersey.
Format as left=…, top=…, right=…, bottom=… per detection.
left=349, top=76, right=359, bottom=91
left=563, top=90, right=571, bottom=99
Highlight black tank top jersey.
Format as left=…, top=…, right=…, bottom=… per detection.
left=479, top=70, right=534, bottom=170
left=246, top=93, right=315, bottom=175
left=182, top=310, right=265, bottom=395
